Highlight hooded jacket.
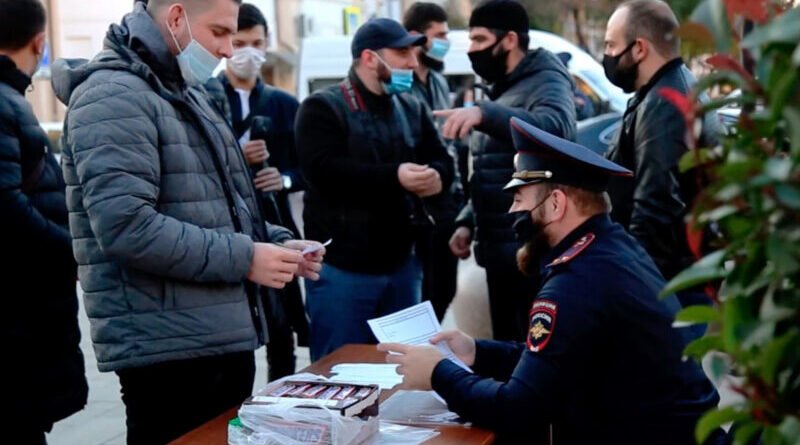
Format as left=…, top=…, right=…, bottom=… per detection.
left=51, top=4, right=291, bottom=372
left=457, top=49, right=577, bottom=269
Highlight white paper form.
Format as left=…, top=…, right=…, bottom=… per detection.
left=368, top=301, right=472, bottom=372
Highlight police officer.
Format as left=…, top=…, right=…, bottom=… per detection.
left=379, top=117, right=726, bottom=445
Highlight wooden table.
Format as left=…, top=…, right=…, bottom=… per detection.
left=170, top=344, right=494, bottom=444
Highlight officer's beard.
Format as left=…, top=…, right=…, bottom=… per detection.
left=420, top=52, right=445, bottom=72
left=516, top=219, right=552, bottom=278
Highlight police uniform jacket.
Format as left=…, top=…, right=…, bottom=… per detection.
left=431, top=213, right=721, bottom=445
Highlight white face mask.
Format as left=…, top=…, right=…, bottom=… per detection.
left=166, top=9, right=220, bottom=86
left=227, top=46, right=266, bottom=80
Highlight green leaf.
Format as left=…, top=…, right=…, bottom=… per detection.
left=699, top=205, right=740, bottom=224
left=660, top=250, right=727, bottom=298
left=696, top=407, right=749, bottom=443
left=723, top=296, right=758, bottom=350
left=793, top=42, right=800, bottom=67
left=784, top=106, right=800, bottom=156
left=733, top=420, right=763, bottom=445
left=708, top=352, right=729, bottom=381
left=742, top=6, right=800, bottom=49
left=778, top=416, right=800, bottom=444
left=661, top=266, right=727, bottom=297
left=775, top=184, right=800, bottom=210
left=765, top=157, right=792, bottom=181
left=689, top=0, right=732, bottom=54
left=716, top=184, right=743, bottom=201
left=761, top=330, right=800, bottom=387
left=683, top=334, right=724, bottom=360
left=679, top=148, right=715, bottom=173
left=742, top=320, right=776, bottom=349
left=676, top=305, right=721, bottom=324
left=766, top=232, right=800, bottom=274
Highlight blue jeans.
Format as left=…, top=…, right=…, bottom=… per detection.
left=305, top=256, right=421, bottom=361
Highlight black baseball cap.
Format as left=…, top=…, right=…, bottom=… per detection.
left=351, top=18, right=427, bottom=59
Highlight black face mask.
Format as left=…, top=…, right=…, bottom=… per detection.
left=602, top=41, right=640, bottom=93
left=419, top=52, right=445, bottom=72
left=468, top=37, right=509, bottom=84
left=510, top=193, right=551, bottom=243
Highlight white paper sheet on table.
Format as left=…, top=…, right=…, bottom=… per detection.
left=367, top=301, right=472, bottom=372
left=329, top=363, right=403, bottom=390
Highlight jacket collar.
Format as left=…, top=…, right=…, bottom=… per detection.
left=0, top=55, right=32, bottom=95
left=539, top=213, right=612, bottom=271
left=349, top=68, right=392, bottom=111
left=489, top=49, right=542, bottom=99
left=631, top=57, right=683, bottom=106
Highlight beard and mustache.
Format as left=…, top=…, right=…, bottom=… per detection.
left=512, top=209, right=551, bottom=278
left=419, top=52, right=444, bottom=72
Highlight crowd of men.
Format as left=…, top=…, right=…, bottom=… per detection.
left=1, top=0, right=732, bottom=443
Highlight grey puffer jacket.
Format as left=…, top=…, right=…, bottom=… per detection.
left=52, top=4, right=292, bottom=372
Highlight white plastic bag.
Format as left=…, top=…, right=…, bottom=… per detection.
left=233, top=373, right=378, bottom=445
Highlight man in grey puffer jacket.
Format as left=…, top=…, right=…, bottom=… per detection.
left=51, top=1, right=325, bottom=443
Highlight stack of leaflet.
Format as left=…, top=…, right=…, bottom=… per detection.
left=329, top=363, right=403, bottom=390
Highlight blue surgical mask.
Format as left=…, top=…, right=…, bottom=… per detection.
left=167, top=10, right=220, bottom=86
left=426, top=38, right=450, bottom=61
left=372, top=52, right=413, bottom=95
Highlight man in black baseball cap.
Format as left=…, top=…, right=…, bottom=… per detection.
left=295, top=18, right=455, bottom=360
left=436, top=0, right=578, bottom=343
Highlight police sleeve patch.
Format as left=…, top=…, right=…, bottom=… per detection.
left=527, top=299, right=557, bottom=352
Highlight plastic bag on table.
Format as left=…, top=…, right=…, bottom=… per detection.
left=232, top=373, right=378, bottom=445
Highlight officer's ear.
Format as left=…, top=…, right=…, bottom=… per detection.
left=550, top=189, right=569, bottom=221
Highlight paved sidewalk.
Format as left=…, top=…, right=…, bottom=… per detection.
left=47, top=287, right=310, bottom=445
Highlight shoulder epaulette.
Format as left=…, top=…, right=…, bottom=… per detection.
left=546, top=233, right=596, bottom=267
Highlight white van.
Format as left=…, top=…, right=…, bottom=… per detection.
left=295, top=29, right=628, bottom=113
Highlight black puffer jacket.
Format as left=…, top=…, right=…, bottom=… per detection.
left=457, top=49, right=576, bottom=269
left=0, top=55, right=87, bottom=428
left=606, top=59, right=721, bottom=280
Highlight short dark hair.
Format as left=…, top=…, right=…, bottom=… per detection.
left=238, top=3, right=268, bottom=33
left=403, top=2, right=447, bottom=33
left=619, top=0, right=680, bottom=57
left=0, top=0, right=46, bottom=51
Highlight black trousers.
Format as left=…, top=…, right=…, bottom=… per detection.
left=417, top=224, right=459, bottom=321
left=116, top=350, right=255, bottom=445
left=7, top=426, right=48, bottom=445
left=485, top=265, right=538, bottom=342
left=263, top=287, right=297, bottom=382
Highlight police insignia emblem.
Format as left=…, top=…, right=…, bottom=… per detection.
left=527, top=300, right=557, bottom=352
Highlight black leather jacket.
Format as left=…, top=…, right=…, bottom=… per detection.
left=606, top=58, right=721, bottom=280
